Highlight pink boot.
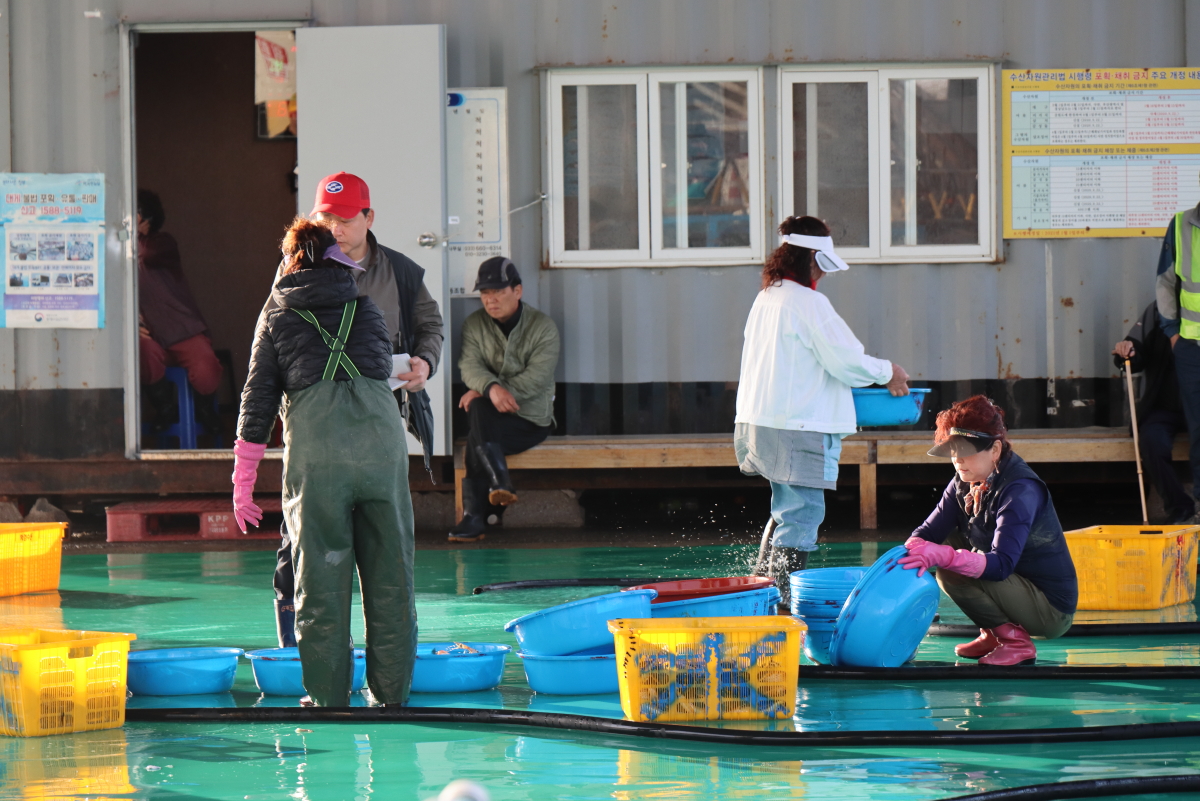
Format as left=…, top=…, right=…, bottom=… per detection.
left=955, top=628, right=999, bottom=659
left=978, top=623, right=1036, bottom=666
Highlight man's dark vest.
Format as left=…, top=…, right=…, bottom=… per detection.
left=377, top=244, right=435, bottom=479
left=378, top=244, right=425, bottom=357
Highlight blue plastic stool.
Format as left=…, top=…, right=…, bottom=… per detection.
left=143, top=366, right=223, bottom=449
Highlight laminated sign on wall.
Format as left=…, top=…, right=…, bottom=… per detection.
left=0, top=173, right=104, bottom=328
left=446, top=88, right=510, bottom=298
left=1003, top=68, right=1200, bottom=238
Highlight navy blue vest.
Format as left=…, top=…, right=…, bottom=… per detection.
left=954, top=452, right=1078, bottom=614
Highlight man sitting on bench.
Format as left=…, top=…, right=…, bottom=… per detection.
left=451, top=257, right=561, bottom=543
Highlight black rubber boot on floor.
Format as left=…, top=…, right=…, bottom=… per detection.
left=475, top=442, right=518, bottom=506
left=449, top=479, right=489, bottom=543
left=773, top=547, right=808, bottom=610
left=275, top=598, right=297, bottom=648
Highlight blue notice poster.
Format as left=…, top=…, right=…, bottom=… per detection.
left=0, top=173, right=104, bottom=328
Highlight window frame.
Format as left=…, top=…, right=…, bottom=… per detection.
left=547, top=71, right=651, bottom=265
left=546, top=66, right=764, bottom=268
left=778, top=63, right=996, bottom=263
left=647, top=69, right=764, bottom=265
left=778, top=70, right=881, bottom=261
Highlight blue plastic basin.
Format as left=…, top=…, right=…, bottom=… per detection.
left=127, top=647, right=244, bottom=696
left=651, top=586, right=780, bottom=618
left=800, top=616, right=837, bottom=664
left=518, top=651, right=619, bottom=695
left=411, top=642, right=511, bottom=693
left=791, top=567, right=867, bottom=617
left=245, top=647, right=367, bottom=696
left=828, top=545, right=941, bottom=668
left=852, top=388, right=932, bottom=427
left=793, top=598, right=850, bottom=619
left=792, top=567, right=869, bottom=588
left=504, top=589, right=657, bottom=656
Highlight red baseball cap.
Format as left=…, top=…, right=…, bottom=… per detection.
left=310, top=172, right=371, bottom=219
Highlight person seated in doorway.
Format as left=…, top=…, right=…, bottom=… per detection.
left=450, top=257, right=560, bottom=543
left=136, top=189, right=223, bottom=436
left=899, top=396, right=1078, bottom=666
left=1113, top=302, right=1194, bottom=523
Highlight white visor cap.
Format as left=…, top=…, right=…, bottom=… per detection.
left=781, top=234, right=850, bottom=273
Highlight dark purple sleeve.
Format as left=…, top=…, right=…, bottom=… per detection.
left=911, top=480, right=959, bottom=544
left=981, top=479, right=1046, bottom=581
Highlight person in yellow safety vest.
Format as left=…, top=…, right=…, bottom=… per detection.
left=1154, top=197, right=1200, bottom=524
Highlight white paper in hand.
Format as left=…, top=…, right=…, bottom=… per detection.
left=388, top=353, right=412, bottom=391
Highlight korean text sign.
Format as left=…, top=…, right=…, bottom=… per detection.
left=1003, top=69, right=1200, bottom=239
left=0, top=173, right=104, bottom=328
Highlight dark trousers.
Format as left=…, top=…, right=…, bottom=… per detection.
left=464, top=394, right=552, bottom=479
left=1140, top=408, right=1192, bottom=521
left=1170, top=337, right=1200, bottom=503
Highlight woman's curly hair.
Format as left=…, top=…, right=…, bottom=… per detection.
left=761, top=215, right=830, bottom=291
left=932, top=395, right=1012, bottom=458
left=280, top=216, right=341, bottom=275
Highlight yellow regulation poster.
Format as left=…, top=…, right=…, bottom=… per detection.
left=1003, top=68, right=1200, bottom=239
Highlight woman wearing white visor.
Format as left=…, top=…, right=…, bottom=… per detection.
left=736, top=216, right=910, bottom=585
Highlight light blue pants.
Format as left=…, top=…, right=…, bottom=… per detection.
left=768, top=482, right=826, bottom=551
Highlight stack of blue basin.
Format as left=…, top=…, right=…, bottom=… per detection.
left=789, top=567, right=867, bottom=664
left=505, top=589, right=656, bottom=694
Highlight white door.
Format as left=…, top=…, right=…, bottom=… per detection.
left=296, top=24, right=449, bottom=457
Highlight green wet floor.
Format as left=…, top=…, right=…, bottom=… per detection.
left=1, top=543, right=1198, bottom=800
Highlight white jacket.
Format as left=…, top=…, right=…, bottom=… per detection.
left=735, top=280, right=892, bottom=434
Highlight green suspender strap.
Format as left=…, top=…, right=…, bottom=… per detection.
left=293, top=300, right=362, bottom=381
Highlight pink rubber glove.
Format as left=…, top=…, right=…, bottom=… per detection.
left=898, top=535, right=987, bottom=578
left=232, top=438, right=267, bottom=533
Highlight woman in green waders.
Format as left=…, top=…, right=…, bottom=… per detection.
left=232, top=217, right=415, bottom=707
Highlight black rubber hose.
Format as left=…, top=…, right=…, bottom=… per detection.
left=941, top=773, right=1200, bottom=800
left=124, top=707, right=1200, bottom=747
left=802, top=664, right=1200, bottom=681
left=929, top=621, right=1200, bottom=637
left=472, top=578, right=707, bottom=594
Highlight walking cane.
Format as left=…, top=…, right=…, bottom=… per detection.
left=1124, top=358, right=1149, bottom=524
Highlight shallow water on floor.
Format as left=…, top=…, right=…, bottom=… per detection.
left=1, top=543, right=1198, bottom=799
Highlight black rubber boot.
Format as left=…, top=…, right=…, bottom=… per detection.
left=475, top=442, right=517, bottom=506
left=275, top=598, right=297, bottom=648
left=143, top=379, right=178, bottom=433
left=773, top=547, right=808, bottom=610
left=193, top=390, right=223, bottom=438
left=449, top=479, right=488, bottom=542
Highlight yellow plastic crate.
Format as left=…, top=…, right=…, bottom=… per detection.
left=608, top=616, right=805, bottom=722
left=0, top=628, right=136, bottom=737
left=0, top=523, right=66, bottom=599
left=1065, top=525, right=1200, bottom=610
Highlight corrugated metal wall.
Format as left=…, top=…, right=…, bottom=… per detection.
left=3, top=0, right=1194, bottom=398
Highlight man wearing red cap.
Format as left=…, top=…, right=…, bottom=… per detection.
left=261, top=171, right=444, bottom=648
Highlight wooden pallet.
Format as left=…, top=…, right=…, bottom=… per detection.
left=106, top=498, right=283, bottom=542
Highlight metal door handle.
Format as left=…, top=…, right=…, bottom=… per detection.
left=417, top=232, right=439, bottom=249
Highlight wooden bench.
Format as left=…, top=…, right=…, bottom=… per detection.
left=454, top=428, right=1182, bottom=530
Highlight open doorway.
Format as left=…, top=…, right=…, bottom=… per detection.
left=134, top=30, right=297, bottom=450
